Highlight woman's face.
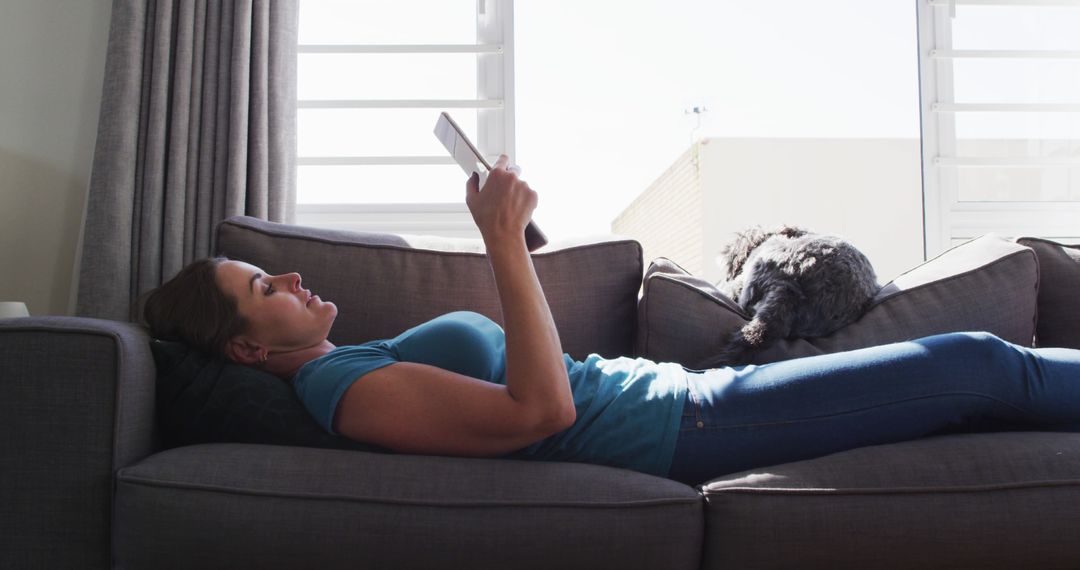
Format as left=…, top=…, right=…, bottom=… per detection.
left=215, top=260, right=338, bottom=355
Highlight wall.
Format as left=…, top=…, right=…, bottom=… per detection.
left=699, top=138, right=924, bottom=284
left=0, top=0, right=111, bottom=316
left=611, top=144, right=704, bottom=276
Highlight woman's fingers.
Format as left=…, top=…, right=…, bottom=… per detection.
left=464, top=155, right=536, bottom=243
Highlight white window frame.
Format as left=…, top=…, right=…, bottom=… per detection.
left=295, top=0, right=515, bottom=236
left=917, top=0, right=1080, bottom=258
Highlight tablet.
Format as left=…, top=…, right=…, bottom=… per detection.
left=433, top=112, right=548, bottom=251
left=434, top=112, right=492, bottom=183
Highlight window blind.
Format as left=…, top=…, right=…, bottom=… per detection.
left=918, top=0, right=1080, bottom=255
left=295, top=0, right=515, bottom=236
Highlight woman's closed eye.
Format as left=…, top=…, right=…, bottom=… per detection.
left=264, top=283, right=274, bottom=296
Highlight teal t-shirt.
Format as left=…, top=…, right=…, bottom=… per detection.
left=292, top=310, right=688, bottom=478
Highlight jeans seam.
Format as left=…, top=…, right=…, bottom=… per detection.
left=681, top=378, right=702, bottom=431
left=692, top=391, right=1034, bottom=431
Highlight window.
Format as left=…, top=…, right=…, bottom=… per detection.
left=296, top=0, right=514, bottom=237
left=297, top=1, right=925, bottom=281
left=514, top=1, right=921, bottom=281
left=918, top=0, right=1080, bottom=256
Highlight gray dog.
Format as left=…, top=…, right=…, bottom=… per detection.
left=700, top=224, right=880, bottom=368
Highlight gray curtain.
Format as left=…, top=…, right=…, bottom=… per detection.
left=76, top=0, right=298, bottom=322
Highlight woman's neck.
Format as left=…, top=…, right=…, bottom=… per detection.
left=260, top=340, right=336, bottom=380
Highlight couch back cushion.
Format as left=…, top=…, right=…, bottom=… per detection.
left=216, top=216, right=644, bottom=361
left=638, top=234, right=1038, bottom=368
left=1016, top=237, right=1080, bottom=349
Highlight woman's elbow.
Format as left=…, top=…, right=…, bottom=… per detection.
left=561, top=406, right=577, bottom=429
left=539, top=406, right=576, bottom=436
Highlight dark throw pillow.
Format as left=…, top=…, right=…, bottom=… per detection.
left=149, top=339, right=389, bottom=453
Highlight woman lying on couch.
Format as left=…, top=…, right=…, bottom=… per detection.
left=142, top=155, right=1080, bottom=486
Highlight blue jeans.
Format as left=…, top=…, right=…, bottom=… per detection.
left=666, top=332, right=1080, bottom=486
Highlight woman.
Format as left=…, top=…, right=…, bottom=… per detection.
left=143, top=155, right=1080, bottom=486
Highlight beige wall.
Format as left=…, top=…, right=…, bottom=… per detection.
left=0, top=0, right=111, bottom=316
left=698, top=138, right=924, bottom=284
left=611, top=143, right=705, bottom=277
left=611, top=137, right=924, bottom=287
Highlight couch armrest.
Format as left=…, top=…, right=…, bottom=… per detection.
left=0, top=317, right=159, bottom=569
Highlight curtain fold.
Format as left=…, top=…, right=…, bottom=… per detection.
left=76, top=0, right=297, bottom=322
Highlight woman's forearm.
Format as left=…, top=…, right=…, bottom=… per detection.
left=485, top=235, right=576, bottom=428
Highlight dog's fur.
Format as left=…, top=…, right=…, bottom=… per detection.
left=700, top=225, right=880, bottom=368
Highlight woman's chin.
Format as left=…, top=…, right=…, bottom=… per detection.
left=322, top=301, right=339, bottom=323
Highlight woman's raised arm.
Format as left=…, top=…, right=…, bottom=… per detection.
left=466, top=156, right=576, bottom=429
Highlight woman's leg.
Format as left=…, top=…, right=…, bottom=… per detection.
left=667, top=331, right=1080, bottom=486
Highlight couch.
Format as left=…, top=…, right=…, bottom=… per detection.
left=3, top=215, right=1079, bottom=569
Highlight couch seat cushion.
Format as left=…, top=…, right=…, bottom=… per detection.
left=115, top=444, right=702, bottom=570
left=638, top=234, right=1038, bottom=368
left=698, top=431, right=1080, bottom=569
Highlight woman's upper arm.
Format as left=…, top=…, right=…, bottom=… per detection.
left=332, top=362, right=570, bottom=458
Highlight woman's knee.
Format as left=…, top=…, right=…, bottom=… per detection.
left=959, top=331, right=1006, bottom=347
left=922, top=331, right=1011, bottom=363
left=907, top=332, right=1026, bottom=405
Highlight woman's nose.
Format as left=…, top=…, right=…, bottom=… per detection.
left=273, top=272, right=301, bottom=291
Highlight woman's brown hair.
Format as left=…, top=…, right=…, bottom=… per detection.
left=140, top=256, right=249, bottom=360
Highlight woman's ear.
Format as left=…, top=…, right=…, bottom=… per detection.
left=225, top=336, right=264, bottom=365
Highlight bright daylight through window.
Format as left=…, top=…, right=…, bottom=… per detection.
left=297, top=0, right=1077, bottom=282
left=297, top=0, right=510, bottom=237
left=918, top=0, right=1080, bottom=256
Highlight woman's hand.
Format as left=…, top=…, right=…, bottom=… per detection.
left=465, top=155, right=537, bottom=246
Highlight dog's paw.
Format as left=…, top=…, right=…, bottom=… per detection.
left=741, top=319, right=768, bottom=346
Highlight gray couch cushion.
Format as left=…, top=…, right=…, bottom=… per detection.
left=638, top=235, right=1038, bottom=368
left=115, top=443, right=703, bottom=570
left=698, top=431, right=1080, bottom=569
left=1016, top=237, right=1080, bottom=349
left=216, top=216, right=643, bottom=361
left=635, top=257, right=750, bottom=365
